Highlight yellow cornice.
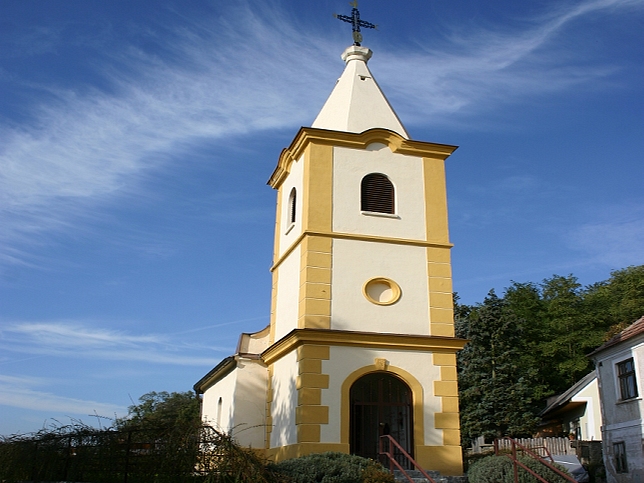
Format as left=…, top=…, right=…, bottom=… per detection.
left=271, top=230, right=452, bottom=272
left=262, top=328, right=467, bottom=365
left=267, top=127, right=458, bottom=189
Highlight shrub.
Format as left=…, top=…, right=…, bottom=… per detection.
left=468, top=455, right=571, bottom=483
left=271, top=452, right=394, bottom=483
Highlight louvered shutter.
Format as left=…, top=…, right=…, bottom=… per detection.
left=361, top=174, right=394, bottom=214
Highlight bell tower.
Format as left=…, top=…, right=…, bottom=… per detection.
left=264, top=43, right=466, bottom=475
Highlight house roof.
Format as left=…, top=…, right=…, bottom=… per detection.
left=589, top=315, right=644, bottom=357
left=540, top=371, right=597, bottom=417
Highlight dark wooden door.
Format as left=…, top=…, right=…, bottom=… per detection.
left=350, top=372, right=413, bottom=464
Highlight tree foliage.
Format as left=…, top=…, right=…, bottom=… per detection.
left=457, top=265, right=644, bottom=445
left=117, top=391, right=201, bottom=430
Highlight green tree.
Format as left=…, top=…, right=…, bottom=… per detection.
left=458, top=291, right=540, bottom=444
left=117, top=391, right=200, bottom=430
left=585, top=265, right=644, bottom=339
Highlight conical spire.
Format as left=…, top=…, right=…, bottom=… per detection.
left=312, top=45, right=409, bottom=138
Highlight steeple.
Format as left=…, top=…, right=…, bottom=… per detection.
left=311, top=45, right=409, bottom=138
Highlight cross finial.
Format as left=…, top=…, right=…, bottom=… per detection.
left=333, top=1, right=377, bottom=46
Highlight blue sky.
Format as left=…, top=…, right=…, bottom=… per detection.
left=0, top=0, right=642, bottom=436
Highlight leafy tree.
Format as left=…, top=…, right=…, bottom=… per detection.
left=117, top=391, right=200, bottom=430
left=458, top=291, right=540, bottom=444
left=585, top=265, right=644, bottom=339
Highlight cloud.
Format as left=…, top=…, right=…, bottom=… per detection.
left=0, top=0, right=641, bottom=267
left=0, top=374, right=125, bottom=419
left=0, top=321, right=224, bottom=366
left=379, top=0, right=642, bottom=123
left=565, top=204, right=644, bottom=268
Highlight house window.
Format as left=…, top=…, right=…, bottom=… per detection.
left=614, top=442, right=628, bottom=473
left=617, top=358, right=638, bottom=400
left=361, top=173, right=394, bottom=214
left=288, top=188, right=297, bottom=225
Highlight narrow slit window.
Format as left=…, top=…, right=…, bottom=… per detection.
left=361, top=173, right=394, bottom=214
left=288, top=188, right=297, bottom=224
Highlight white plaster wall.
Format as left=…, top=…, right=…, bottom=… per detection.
left=278, top=154, right=305, bottom=258
left=274, top=244, right=301, bottom=341
left=201, top=368, right=237, bottom=433
left=332, top=144, right=426, bottom=241
left=572, top=377, right=602, bottom=440
left=320, top=346, right=442, bottom=446
left=270, top=350, right=299, bottom=448
left=231, top=359, right=268, bottom=448
left=331, top=238, right=429, bottom=334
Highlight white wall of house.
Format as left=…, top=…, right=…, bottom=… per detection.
left=594, top=335, right=644, bottom=483
left=571, top=377, right=602, bottom=441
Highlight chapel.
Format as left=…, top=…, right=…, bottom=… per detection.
left=194, top=18, right=466, bottom=476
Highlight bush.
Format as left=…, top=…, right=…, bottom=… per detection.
left=271, top=452, right=394, bottom=483
left=468, top=455, right=570, bottom=483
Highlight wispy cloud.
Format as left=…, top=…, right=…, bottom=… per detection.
left=0, top=0, right=640, bottom=267
left=0, top=321, right=225, bottom=366
left=381, top=0, right=643, bottom=123
left=0, top=374, right=125, bottom=420
left=565, top=203, right=644, bottom=268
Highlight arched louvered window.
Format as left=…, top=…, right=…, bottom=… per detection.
left=361, top=173, right=395, bottom=214
left=288, top=188, right=297, bottom=224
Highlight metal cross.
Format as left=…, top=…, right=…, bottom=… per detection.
left=333, top=1, right=377, bottom=46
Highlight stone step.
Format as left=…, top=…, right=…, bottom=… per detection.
left=393, top=469, right=468, bottom=483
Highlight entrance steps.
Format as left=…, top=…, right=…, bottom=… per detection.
left=393, top=469, right=468, bottom=483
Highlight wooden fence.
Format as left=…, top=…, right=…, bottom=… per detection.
left=470, top=436, right=574, bottom=456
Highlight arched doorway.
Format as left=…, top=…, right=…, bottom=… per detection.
left=350, top=372, right=413, bottom=463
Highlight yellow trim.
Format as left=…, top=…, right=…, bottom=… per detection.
left=296, top=405, right=329, bottom=424
left=433, top=353, right=457, bottom=366
left=362, top=277, right=402, bottom=306
left=423, top=157, right=450, bottom=244
left=414, top=446, right=463, bottom=476
left=339, top=365, right=425, bottom=450
left=297, top=373, right=329, bottom=389
left=262, top=329, right=467, bottom=366
left=434, top=381, right=459, bottom=397
left=302, top=143, right=333, bottom=233
left=297, top=424, right=321, bottom=442
left=298, top=388, right=322, bottom=405
left=268, top=127, right=457, bottom=189
left=272, top=230, right=452, bottom=272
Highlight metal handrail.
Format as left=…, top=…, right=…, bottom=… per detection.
left=494, top=437, right=577, bottom=483
left=379, top=435, right=437, bottom=483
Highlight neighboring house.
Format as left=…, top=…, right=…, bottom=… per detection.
left=539, top=371, right=602, bottom=441
left=590, top=316, right=644, bottom=483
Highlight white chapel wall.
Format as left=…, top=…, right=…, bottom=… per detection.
left=331, top=238, right=430, bottom=334
left=231, top=359, right=268, bottom=448
left=332, top=145, right=426, bottom=241
left=270, top=350, right=298, bottom=448
left=274, top=244, right=301, bottom=341
left=201, top=368, right=237, bottom=433
left=278, top=154, right=305, bottom=259
left=321, top=346, right=443, bottom=446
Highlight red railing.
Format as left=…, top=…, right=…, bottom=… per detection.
left=379, top=435, right=437, bottom=483
left=494, top=437, right=577, bottom=483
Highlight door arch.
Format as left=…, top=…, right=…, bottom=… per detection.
left=350, top=372, right=413, bottom=462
